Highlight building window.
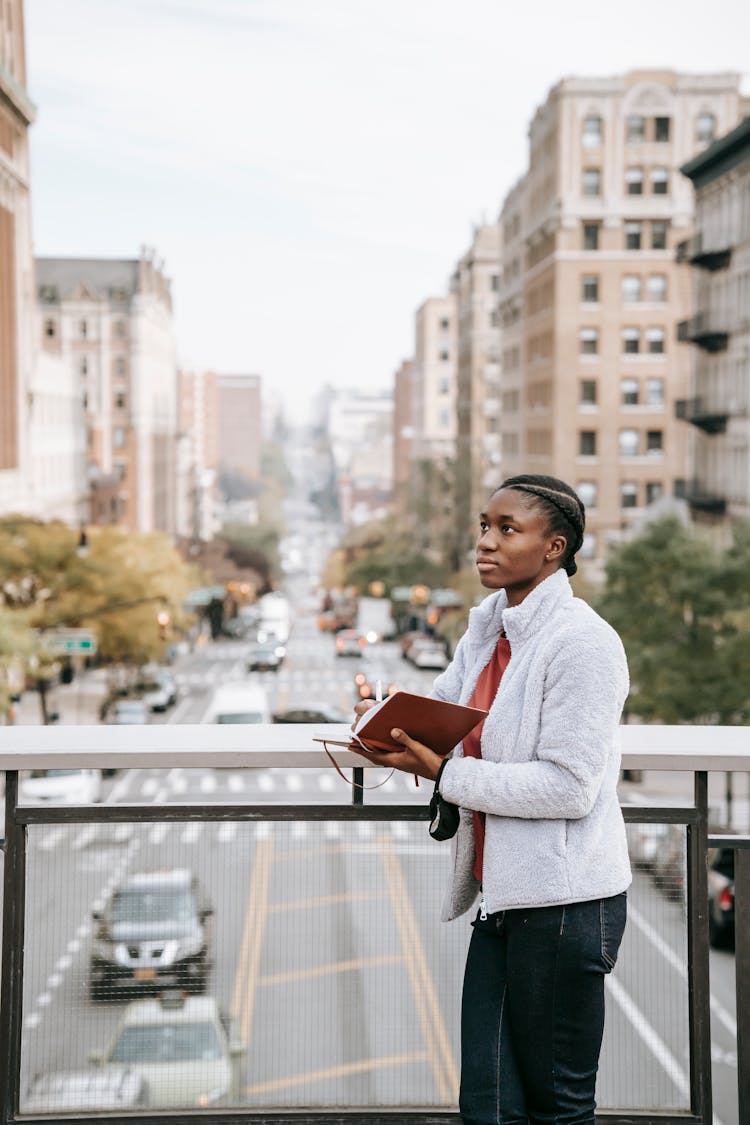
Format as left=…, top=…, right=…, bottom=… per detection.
left=80, top=357, right=88, bottom=377
left=625, top=221, right=642, bottom=250
left=625, top=167, right=643, bottom=195
left=582, top=274, right=599, bottom=303
left=114, top=462, right=126, bottom=481
left=79, top=320, right=89, bottom=339
left=439, top=408, right=450, bottom=428
left=619, top=429, right=639, bottom=457
left=620, top=482, right=638, bottom=508
left=647, top=430, right=663, bottom=454
left=114, top=319, right=127, bottom=337
left=651, top=221, right=668, bottom=250
left=439, top=317, right=450, bottom=330
left=646, top=327, right=665, bottom=354
left=580, top=379, right=597, bottom=406
left=44, top=319, right=56, bottom=338
left=82, top=392, right=88, bottom=410
left=114, top=426, right=126, bottom=449
left=439, top=375, right=450, bottom=395
left=115, top=392, right=127, bottom=410
left=626, top=115, right=646, bottom=143
left=654, top=116, right=671, bottom=142
left=646, top=275, right=667, bottom=302
left=696, top=113, right=715, bottom=145
left=646, top=481, right=663, bottom=505
left=489, top=274, right=499, bottom=292
left=580, top=532, right=597, bottom=560
left=579, top=431, right=597, bottom=456
left=582, top=115, right=602, bottom=148
left=577, top=481, right=597, bottom=509
left=651, top=167, right=669, bottom=195
left=439, top=348, right=450, bottom=361
left=622, top=327, right=641, bottom=354
left=582, top=169, right=601, bottom=196
left=579, top=328, right=599, bottom=355
left=583, top=222, right=600, bottom=250
left=621, top=378, right=639, bottom=405
left=115, top=356, right=126, bottom=376
left=622, top=275, right=642, bottom=303
left=645, top=377, right=665, bottom=406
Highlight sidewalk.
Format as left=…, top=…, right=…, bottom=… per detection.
left=7, top=667, right=109, bottom=727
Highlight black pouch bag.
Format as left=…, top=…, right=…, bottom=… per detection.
left=429, top=758, right=460, bottom=841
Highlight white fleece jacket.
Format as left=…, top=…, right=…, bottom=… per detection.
left=432, top=569, right=632, bottom=921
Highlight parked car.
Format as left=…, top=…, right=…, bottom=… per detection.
left=89, top=994, right=245, bottom=1108
left=24, top=1068, right=149, bottom=1112
left=707, top=846, right=735, bottom=949
left=651, top=823, right=687, bottom=901
left=20, top=768, right=102, bottom=805
left=246, top=640, right=285, bottom=672
left=89, top=869, right=214, bottom=1001
left=399, top=631, right=432, bottom=658
left=408, top=638, right=449, bottom=670
left=625, top=822, right=668, bottom=871
left=109, top=699, right=149, bottom=725
left=203, top=682, right=270, bottom=724
left=273, top=703, right=350, bottom=723
left=335, top=629, right=369, bottom=657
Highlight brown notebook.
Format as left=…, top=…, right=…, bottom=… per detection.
left=314, top=691, right=488, bottom=756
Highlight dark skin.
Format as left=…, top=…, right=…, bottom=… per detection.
left=349, top=488, right=568, bottom=781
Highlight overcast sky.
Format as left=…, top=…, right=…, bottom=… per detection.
left=26, top=0, right=750, bottom=423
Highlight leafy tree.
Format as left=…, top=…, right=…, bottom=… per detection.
left=335, top=519, right=449, bottom=594
left=219, top=523, right=280, bottom=590
left=596, top=517, right=750, bottom=723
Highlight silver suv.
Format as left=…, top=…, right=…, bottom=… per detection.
left=89, top=870, right=213, bottom=1001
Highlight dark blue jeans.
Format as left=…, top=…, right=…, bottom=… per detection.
left=460, top=893, right=627, bottom=1125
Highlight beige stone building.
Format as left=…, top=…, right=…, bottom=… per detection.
left=676, top=114, right=750, bottom=526
left=177, top=369, right=220, bottom=545
left=451, top=223, right=502, bottom=563
left=0, top=0, right=34, bottom=502
left=217, top=373, right=262, bottom=482
left=497, top=71, right=748, bottom=568
left=392, top=358, right=415, bottom=522
left=36, top=249, right=178, bottom=533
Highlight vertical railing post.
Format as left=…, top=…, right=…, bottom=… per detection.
left=0, top=771, right=27, bottom=1125
left=735, top=846, right=750, bottom=1124
left=687, top=770, right=713, bottom=1123
left=352, top=765, right=364, bottom=806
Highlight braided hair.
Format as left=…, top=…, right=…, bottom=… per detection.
left=496, top=475, right=586, bottom=577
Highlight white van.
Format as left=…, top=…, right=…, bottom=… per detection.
left=203, top=682, right=270, bottom=725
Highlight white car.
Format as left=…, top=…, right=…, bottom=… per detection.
left=89, top=994, right=245, bottom=1108
left=109, top=699, right=149, bottom=725
left=20, top=769, right=102, bottom=805
left=408, top=639, right=449, bottom=670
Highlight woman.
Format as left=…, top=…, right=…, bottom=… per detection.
left=351, top=474, right=631, bottom=1125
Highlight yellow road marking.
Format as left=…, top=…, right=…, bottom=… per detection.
left=269, top=889, right=387, bottom=912
left=231, top=835, right=273, bottom=1048
left=379, top=834, right=459, bottom=1103
left=243, top=1050, right=430, bottom=1097
left=259, top=953, right=403, bottom=987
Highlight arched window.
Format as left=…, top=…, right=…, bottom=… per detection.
left=696, top=113, right=715, bottom=145
left=582, top=115, right=602, bottom=148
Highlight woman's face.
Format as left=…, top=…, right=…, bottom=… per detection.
left=475, top=488, right=566, bottom=607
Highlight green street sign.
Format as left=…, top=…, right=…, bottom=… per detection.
left=44, top=630, right=98, bottom=656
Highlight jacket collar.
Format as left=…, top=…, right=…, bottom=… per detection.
left=468, top=568, right=572, bottom=648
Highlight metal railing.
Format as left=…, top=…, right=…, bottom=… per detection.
left=0, top=722, right=748, bottom=1125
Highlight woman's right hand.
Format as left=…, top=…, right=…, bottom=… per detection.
left=351, top=699, right=377, bottom=731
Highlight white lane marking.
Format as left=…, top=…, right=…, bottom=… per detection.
left=605, top=973, right=726, bottom=1124
left=168, top=696, right=194, bottom=724
left=142, top=778, right=159, bottom=797
left=318, top=774, right=336, bottom=792
left=181, top=822, right=203, bottom=844
left=24, top=1013, right=41, bottom=1030
left=56, top=955, right=72, bottom=971
left=76, top=923, right=90, bottom=939
left=286, top=774, right=303, bottom=792
left=36, top=993, right=51, bottom=1007
left=218, top=822, right=237, bottom=842
left=107, top=769, right=136, bottom=801
left=200, top=774, right=217, bottom=793
left=46, top=973, right=62, bottom=989
left=149, top=823, right=171, bottom=844
left=170, top=773, right=188, bottom=794
left=38, top=826, right=66, bottom=852
left=628, top=903, right=737, bottom=1038
left=258, top=775, right=275, bottom=793
left=228, top=774, right=244, bottom=792
left=67, top=939, right=80, bottom=954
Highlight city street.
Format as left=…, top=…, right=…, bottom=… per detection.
left=8, top=609, right=740, bottom=1122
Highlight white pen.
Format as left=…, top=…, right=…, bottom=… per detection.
left=375, top=679, right=383, bottom=702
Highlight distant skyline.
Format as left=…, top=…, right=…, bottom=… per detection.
left=26, top=0, right=750, bottom=422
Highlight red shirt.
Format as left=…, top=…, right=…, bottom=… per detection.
left=462, top=636, right=511, bottom=882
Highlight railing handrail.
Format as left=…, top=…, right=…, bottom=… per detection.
left=0, top=722, right=748, bottom=772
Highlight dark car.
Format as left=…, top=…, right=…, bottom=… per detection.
left=89, top=869, right=213, bottom=1001
left=707, top=846, right=735, bottom=949
left=273, top=704, right=350, bottom=724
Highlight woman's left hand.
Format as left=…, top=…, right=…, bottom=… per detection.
left=348, top=727, right=443, bottom=782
